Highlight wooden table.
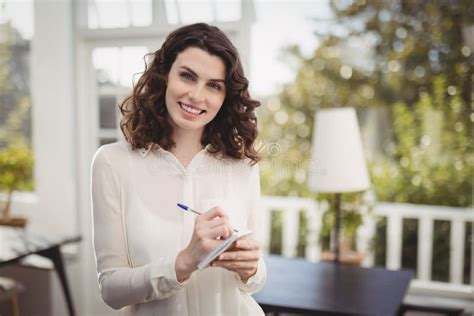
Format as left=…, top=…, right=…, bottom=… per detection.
left=253, top=255, right=414, bottom=316
left=0, top=227, right=81, bottom=316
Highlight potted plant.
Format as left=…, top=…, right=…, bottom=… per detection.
left=0, top=144, right=34, bottom=227
left=319, top=191, right=374, bottom=265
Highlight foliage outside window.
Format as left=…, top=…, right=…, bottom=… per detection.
left=0, top=20, right=34, bottom=213
left=259, top=0, right=472, bottom=283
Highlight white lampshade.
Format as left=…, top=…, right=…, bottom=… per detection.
left=309, top=107, right=370, bottom=193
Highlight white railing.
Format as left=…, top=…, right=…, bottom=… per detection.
left=260, top=196, right=474, bottom=298
left=259, top=196, right=324, bottom=261
left=373, top=202, right=474, bottom=298
left=4, top=193, right=472, bottom=298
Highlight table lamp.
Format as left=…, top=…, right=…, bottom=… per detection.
left=308, top=107, right=370, bottom=263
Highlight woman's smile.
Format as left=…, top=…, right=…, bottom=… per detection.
left=178, top=101, right=206, bottom=118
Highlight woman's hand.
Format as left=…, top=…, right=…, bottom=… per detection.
left=210, top=237, right=261, bottom=283
left=175, top=206, right=234, bottom=283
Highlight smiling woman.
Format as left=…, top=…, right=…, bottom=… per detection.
left=119, top=23, right=260, bottom=163
left=165, top=48, right=226, bottom=130
left=91, top=23, right=266, bottom=316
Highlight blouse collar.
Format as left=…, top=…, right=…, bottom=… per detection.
left=139, top=143, right=212, bottom=158
left=138, top=143, right=157, bottom=158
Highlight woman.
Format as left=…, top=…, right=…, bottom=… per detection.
left=91, top=23, right=266, bottom=315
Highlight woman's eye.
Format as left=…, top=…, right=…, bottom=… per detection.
left=209, top=83, right=222, bottom=91
left=179, top=72, right=194, bottom=80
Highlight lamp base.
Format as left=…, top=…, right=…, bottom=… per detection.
left=321, top=250, right=366, bottom=265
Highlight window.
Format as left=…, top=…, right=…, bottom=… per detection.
left=0, top=0, right=34, bottom=150
left=92, top=46, right=149, bottom=146
left=88, top=0, right=153, bottom=29
left=86, top=0, right=242, bottom=29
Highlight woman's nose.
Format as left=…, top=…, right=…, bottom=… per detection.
left=188, top=86, right=206, bottom=103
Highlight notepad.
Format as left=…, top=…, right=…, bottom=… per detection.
left=197, top=229, right=253, bottom=270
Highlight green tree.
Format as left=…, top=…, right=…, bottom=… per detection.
left=0, top=21, right=32, bottom=149
left=0, top=21, right=34, bottom=218
left=260, top=0, right=473, bottom=209
left=328, top=0, right=473, bottom=107
left=371, top=75, right=472, bottom=207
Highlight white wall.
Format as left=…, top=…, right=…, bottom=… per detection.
left=29, top=0, right=111, bottom=315
left=31, top=0, right=78, bottom=237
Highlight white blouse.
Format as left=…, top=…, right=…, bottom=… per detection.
left=91, top=140, right=266, bottom=316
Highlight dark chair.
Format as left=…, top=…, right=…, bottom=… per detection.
left=0, top=276, right=25, bottom=316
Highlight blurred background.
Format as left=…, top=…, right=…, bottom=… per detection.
left=0, top=0, right=472, bottom=315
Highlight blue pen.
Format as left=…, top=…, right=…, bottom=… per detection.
left=177, top=203, right=239, bottom=233
left=177, top=203, right=203, bottom=216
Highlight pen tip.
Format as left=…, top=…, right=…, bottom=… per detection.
left=177, top=203, right=188, bottom=210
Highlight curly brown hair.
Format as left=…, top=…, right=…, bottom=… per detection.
left=119, top=23, right=260, bottom=164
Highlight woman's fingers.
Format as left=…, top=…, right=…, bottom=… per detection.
left=217, top=249, right=260, bottom=261
left=212, top=260, right=256, bottom=270
left=206, top=216, right=234, bottom=232
left=208, top=224, right=233, bottom=240
left=201, top=206, right=228, bottom=220
left=225, top=238, right=260, bottom=253
left=211, top=259, right=258, bottom=279
left=185, top=206, right=237, bottom=270
left=232, top=238, right=260, bottom=250
left=209, top=237, right=260, bottom=280
left=196, top=206, right=233, bottom=239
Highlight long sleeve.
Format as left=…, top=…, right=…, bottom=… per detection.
left=234, top=163, right=267, bottom=294
left=91, top=147, right=188, bottom=310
